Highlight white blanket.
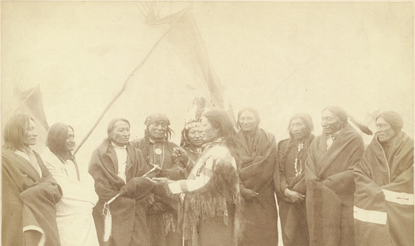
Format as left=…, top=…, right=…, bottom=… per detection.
left=43, top=148, right=99, bottom=246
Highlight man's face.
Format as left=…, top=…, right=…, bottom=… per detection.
left=201, top=116, right=219, bottom=142
left=23, top=120, right=38, bottom=147
left=187, top=126, right=204, bottom=147
left=238, top=111, right=258, bottom=134
left=290, top=118, right=307, bottom=141
left=376, top=117, right=397, bottom=143
left=66, top=127, right=76, bottom=151
left=110, top=120, right=130, bottom=146
left=148, top=121, right=168, bottom=140
left=321, top=110, right=342, bottom=135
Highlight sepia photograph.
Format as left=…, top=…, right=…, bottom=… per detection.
left=1, top=1, right=413, bottom=246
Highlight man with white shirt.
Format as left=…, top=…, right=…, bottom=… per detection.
left=2, top=113, right=62, bottom=246
left=89, top=118, right=155, bottom=246
left=42, top=123, right=99, bottom=246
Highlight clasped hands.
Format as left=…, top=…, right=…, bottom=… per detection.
left=144, top=147, right=188, bottom=185
left=284, top=188, right=305, bottom=203
left=141, top=165, right=173, bottom=184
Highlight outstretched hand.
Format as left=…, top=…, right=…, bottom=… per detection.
left=172, top=147, right=189, bottom=165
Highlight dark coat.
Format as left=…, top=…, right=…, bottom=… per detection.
left=276, top=133, right=314, bottom=246
left=305, top=124, right=364, bottom=246
left=132, top=138, right=183, bottom=246
left=89, top=139, right=154, bottom=246
left=132, top=138, right=186, bottom=180
left=236, top=129, right=279, bottom=246
left=2, top=148, right=62, bottom=246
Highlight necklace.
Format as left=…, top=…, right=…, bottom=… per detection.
left=152, top=143, right=165, bottom=168
left=294, top=142, right=304, bottom=177
left=154, top=148, right=162, bottom=155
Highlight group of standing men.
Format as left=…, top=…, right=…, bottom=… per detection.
left=2, top=104, right=413, bottom=246
left=277, top=107, right=413, bottom=246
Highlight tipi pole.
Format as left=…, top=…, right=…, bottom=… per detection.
left=12, top=85, right=39, bottom=114
left=74, top=7, right=190, bottom=155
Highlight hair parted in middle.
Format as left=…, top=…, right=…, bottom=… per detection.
left=3, top=113, right=34, bottom=151
left=288, top=113, right=314, bottom=138
left=46, top=122, right=74, bottom=155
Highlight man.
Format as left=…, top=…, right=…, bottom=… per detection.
left=276, top=113, right=314, bottom=246
left=2, top=114, right=62, bottom=246
left=180, top=118, right=205, bottom=163
left=305, top=106, right=365, bottom=246
left=180, top=97, right=207, bottom=175
left=156, top=109, right=240, bottom=246
left=133, top=113, right=186, bottom=179
left=42, top=123, right=99, bottom=246
left=132, top=113, right=185, bottom=246
left=89, top=118, right=155, bottom=246
left=236, top=108, right=279, bottom=246
left=353, top=111, right=414, bottom=246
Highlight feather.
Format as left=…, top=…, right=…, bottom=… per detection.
left=348, top=114, right=373, bottom=135
left=185, top=97, right=207, bottom=123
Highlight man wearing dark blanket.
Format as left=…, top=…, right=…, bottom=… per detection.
left=89, top=118, right=155, bottom=246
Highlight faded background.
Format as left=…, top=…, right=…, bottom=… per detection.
left=2, top=1, right=413, bottom=166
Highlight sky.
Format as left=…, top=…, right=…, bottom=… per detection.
left=2, top=1, right=413, bottom=163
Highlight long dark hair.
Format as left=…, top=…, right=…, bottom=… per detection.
left=203, top=109, right=239, bottom=158
left=46, top=122, right=74, bottom=160
left=180, top=127, right=190, bottom=148
left=3, top=114, right=33, bottom=151
left=287, top=113, right=314, bottom=138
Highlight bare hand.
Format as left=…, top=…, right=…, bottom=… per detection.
left=284, top=188, right=305, bottom=203
left=172, top=147, right=189, bottom=165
